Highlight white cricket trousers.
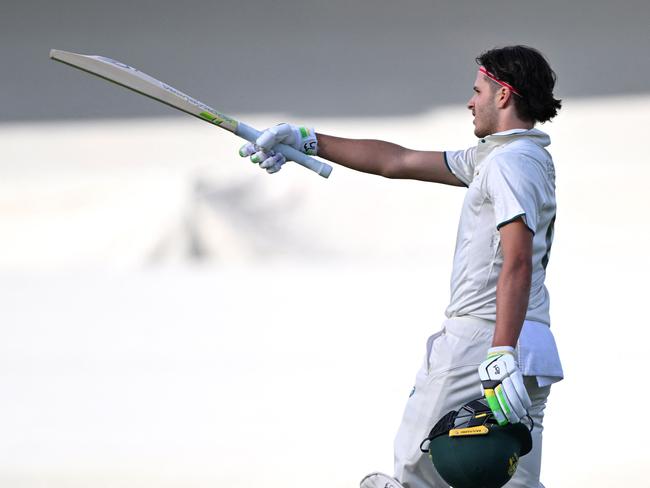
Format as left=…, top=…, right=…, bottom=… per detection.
left=393, top=316, right=551, bottom=488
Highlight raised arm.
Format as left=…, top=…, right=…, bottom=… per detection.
left=239, top=123, right=465, bottom=186
left=316, top=133, right=465, bottom=186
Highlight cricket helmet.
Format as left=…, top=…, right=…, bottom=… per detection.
left=419, top=398, right=533, bottom=488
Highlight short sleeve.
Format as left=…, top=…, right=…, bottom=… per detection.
left=444, top=147, right=477, bottom=187
left=484, top=155, right=542, bottom=234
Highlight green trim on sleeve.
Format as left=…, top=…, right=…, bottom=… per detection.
left=496, top=213, right=535, bottom=235
left=443, top=151, right=452, bottom=173
left=444, top=151, right=469, bottom=188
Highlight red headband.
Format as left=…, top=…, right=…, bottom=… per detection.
left=479, top=66, right=522, bottom=97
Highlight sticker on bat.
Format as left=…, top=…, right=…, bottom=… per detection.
left=199, top=111, right=238, bottom=132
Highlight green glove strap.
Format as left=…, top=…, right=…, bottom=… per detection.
left=484, top=388, right=508, bottom=426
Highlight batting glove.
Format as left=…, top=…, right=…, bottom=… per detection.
left=256, top=123, right=318, bottom=155
left=239, top=123, right=318, bottom=173
left=478, top=346, right=532, bottom=425
left=238, top=144, right=287, bottom=174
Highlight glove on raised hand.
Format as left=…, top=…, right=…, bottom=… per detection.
left=238, top=144, right=287, bottom=174
left=478, top=346, right=532, bottom=425
left=257, top=123, right=318, bottom=155
left=239, top=123, right=317, bottom=174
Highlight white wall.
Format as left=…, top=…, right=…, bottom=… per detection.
left=1, top=95, right=649, bottom=486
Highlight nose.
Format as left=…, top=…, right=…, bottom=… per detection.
left=467, top=98, right=474, bottom=110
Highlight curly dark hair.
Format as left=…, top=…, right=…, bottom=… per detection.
left=476, top=45, right=562, bottom=124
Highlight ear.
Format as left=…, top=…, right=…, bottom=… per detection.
left=495, top=86, right=514, bottom=109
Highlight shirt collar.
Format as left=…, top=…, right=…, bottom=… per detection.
left=475, top=128, right=551, bottom=164
left=482, top=128, right=550, bottom=146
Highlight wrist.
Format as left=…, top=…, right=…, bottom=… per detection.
left=491, top=329, right=520, bottom=350
left=487, top=345, right=516, bottom=358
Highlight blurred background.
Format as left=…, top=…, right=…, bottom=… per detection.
left=1, top=1, right=649, bottom=486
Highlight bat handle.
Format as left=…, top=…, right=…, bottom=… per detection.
left=236, top=123, right=333, bottom=178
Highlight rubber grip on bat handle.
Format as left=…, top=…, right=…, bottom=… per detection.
left=276, top=143, right=332, bottom=178
left=236, top=123, right=332, bottom=178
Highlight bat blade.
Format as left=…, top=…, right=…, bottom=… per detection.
left=49, top=49, right=332, bottom=178
left=49, top=49, right=239, bottom=132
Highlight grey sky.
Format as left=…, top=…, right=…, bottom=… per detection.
left=1, top=0, right=648, bottom=121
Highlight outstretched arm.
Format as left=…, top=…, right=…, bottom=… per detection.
left=240, top=123, right=465, bottom=186
left=317, top=133, right=465, bottom=186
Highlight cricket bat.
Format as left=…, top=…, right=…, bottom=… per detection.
left=49, top=49, right=333, bottom=178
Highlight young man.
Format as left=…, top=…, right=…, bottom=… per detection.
left=240, top=45, right=564, bottom=488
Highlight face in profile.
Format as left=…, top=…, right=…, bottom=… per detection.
left=467, top=72, right=499, bottom=138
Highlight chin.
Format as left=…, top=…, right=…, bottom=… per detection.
left=474, top=128, right=487, bottom=138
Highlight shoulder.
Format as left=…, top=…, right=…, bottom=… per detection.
left=504, top=137, right=551, bottom=162
left=445, top=145, right=477, bottom=166
left=445, top=146, right=478, bottom=186
left=487, top=141, right=553, bottom=184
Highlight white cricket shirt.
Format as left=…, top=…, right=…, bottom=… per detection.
left=444, top=128, right=563, bottom=385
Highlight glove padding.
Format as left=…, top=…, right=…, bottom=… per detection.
left=257, top=123, right=318, bottom=155
left=238, top=144, right=286, bottom=174
left=478, top=346, right=532, bottom=425
left=238, top=123, right=317, bottom=174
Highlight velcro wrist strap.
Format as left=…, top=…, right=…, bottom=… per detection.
left=487, top=345, right=516, bottom=358
left=297, top=126, right=318, bottom=155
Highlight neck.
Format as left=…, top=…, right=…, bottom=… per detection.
left=496, top=111, right=534, bottom=133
